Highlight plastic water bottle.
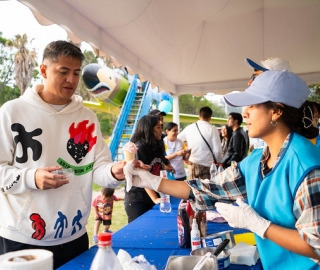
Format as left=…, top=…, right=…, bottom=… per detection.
left=90, top=233, right=123, bottom=270
left=160, top=192, right=172, bottom=213
left=210, top=162, right=217, bottom=180
left=190, top=218, right=201, bottom=251
left=217, top=163, right=224, bottom=174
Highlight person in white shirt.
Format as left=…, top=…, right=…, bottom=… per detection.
left=163, top=122, right=187, bottom=180
left=178, top=106, right=222, bottom=179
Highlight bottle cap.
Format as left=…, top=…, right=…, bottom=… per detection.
left=98, top=232, right=112, bottom=242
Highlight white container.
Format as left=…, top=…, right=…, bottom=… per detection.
left=201, top=230, right=235, bottom=250
left=191, top=247, right=231, bottom=270
left=191, top=218, right=201, bottom=251
left=165, top=255, right=218, bottom=270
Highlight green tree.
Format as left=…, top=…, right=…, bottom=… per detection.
left=0, top=33, right=20, bottom=105
left=179, top=94, right=226, bottom=117
left=308, top=84, right=320, bottom=103
left=96, top=111, right=116, bottom=137
left=6, top=34, right=37, bottom=95
left=178, top=94, right=227, bottom=129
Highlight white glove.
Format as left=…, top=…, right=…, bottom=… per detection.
left=215, top=198, right=271, bottom=239
left=124, top=160, right=163, bottom=192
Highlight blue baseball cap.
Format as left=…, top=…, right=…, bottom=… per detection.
left=224, top=70, right=310, bottom=109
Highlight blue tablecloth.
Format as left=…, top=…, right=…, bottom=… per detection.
left=58, top=197, right=262, bottom=270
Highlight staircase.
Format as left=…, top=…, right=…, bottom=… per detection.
left=109, top=76, right=148, bottom=161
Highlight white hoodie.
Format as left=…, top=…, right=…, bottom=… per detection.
left=0, top=85, right=121, bottom=246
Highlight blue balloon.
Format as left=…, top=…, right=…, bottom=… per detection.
left=160, top=91, right=166, bottom=100
left=158, top=100, right=172, bottom=114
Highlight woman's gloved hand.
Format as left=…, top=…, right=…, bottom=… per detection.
left=215, top=198, right=271, bottom=239
left=124, top=160, right=163, bottom=192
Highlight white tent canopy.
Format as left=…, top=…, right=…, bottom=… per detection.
left=19, top=0, right=320, bottom=96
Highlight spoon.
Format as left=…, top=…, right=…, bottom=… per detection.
left=192, top=252, right=212, bottom=270
left=213, top=239, right=230, bottom=257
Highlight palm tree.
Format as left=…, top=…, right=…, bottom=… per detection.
left=6, top=34, right=37, bottom=95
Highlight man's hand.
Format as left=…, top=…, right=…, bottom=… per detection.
left=215, top=198, right=271, bottom=239
left=111, top=161, right=126, bottom=180
left=111, top=160, right=150, bottom=180
left=35, top=166, right=69, bottom=190
left=124, top=160, right=162, bottom=192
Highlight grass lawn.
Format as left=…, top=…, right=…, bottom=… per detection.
left=86, top=183, right=128, bottom=247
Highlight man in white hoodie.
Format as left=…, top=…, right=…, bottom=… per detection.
left=0, top=40, right=128, bottom=268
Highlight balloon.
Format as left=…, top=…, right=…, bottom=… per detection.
left=158, top=100, right=172, bottom=114
left=160, top=91, right=166, bottom=100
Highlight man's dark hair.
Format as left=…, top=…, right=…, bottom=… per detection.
left=199, top=106, right=212, bottom=119
left=42, top=40, right=84, bottom=63
left=229, top=112, right=243, bottom=126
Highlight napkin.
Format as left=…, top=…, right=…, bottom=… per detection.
left=117, top=249, right=156, bottom=270
left=123, top=160, right=134, bottom=192
left=229, top=242, right=260, bottom=266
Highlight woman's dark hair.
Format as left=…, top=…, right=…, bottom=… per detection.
left=165, top=122, right=178, bottom=131
left=264, top=101, right=319, bottom=139
left=131, top=115, right=162, bottom=150
left=220, top=124, right=233, bottom=147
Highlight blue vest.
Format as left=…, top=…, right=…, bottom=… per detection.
left=240, top=132, right=320, bottom=270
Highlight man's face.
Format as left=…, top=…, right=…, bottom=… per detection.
left=248, top=70, right=263, bottom=86
left=227, top=115, right=237, bottom=128
left=40, top=56, right=81, bottom=105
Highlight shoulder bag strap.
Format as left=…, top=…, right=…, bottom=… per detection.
left=195, top=123, right=217, bottom=164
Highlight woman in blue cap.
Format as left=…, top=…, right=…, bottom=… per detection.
left=125, top=70, right=320, bottom=269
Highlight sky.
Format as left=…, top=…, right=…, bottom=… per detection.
left=0, top=0, right=91, bottom=64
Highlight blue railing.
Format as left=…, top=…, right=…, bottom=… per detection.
left=109, top=75, right=137, bottom=160
left=131, top=82, right=149, bottom=135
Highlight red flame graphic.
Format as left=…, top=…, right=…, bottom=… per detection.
left=69, top=120, right=97, bottom=152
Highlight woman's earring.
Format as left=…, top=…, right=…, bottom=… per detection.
left=271, top=120, right=277, bottom=127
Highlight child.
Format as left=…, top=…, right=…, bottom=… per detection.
left=92, top=188, right=122, bottom=243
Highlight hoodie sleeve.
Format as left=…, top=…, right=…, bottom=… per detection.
left=0, top=102, right=38, bottom=194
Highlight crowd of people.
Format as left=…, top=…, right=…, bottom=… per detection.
left=1, top=39, right=320, bottom=270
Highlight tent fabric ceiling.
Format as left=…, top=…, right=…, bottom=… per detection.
left=19, top=0, right=320, bottom=96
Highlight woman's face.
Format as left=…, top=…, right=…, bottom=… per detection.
left=153, top=121, right=163, bottom=140
left=166, top=125, right=179, bottom=141
left=221, top=126, right=228, bottom=138
left=242, top=104, right=275, bottom=139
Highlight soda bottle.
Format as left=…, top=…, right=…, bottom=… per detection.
left=90, top=232, right=123, bottom=270
left=195, top=211, right=207, bottom=237
left=210, top=162, right=217, bottom=180
left=177, top=200, right=191, bottom=248
left=160, top=192, right=172, bottom=213
left=217, top=163, right=224, bottom=174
